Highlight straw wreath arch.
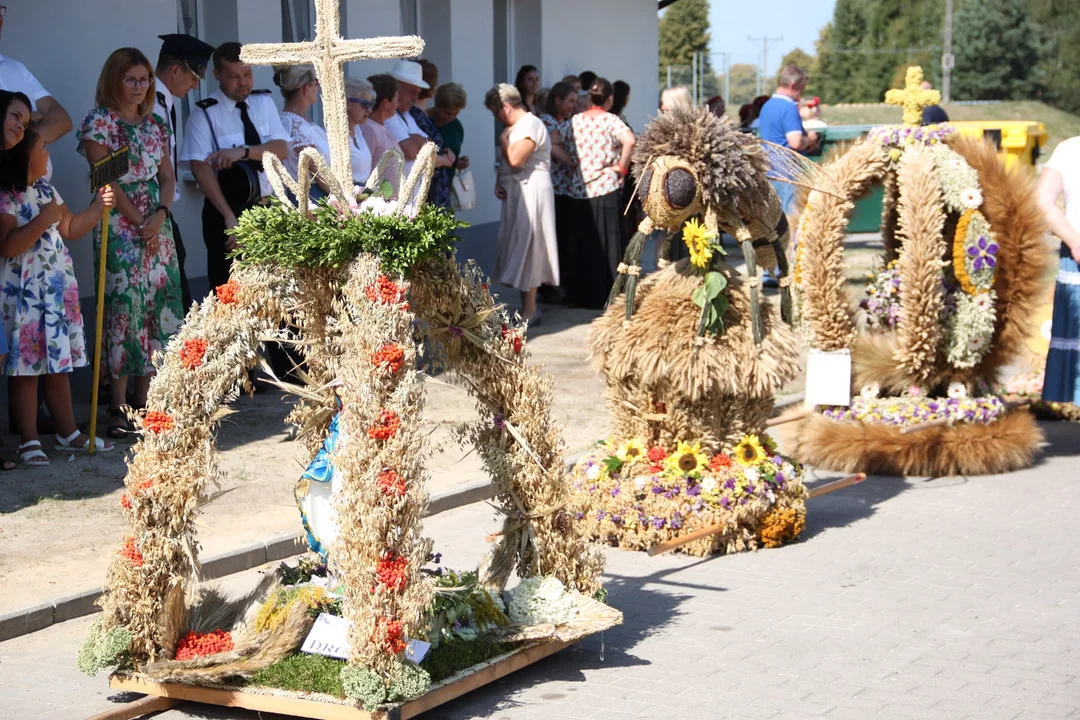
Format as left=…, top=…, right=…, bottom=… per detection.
left=786, top=68, right=1050, bottom=476
left=79, top=154, right=606, bottom=701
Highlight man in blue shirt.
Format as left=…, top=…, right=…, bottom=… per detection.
left=757, top=64, right=819, bottom=216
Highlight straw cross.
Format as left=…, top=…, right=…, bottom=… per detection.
left=885, top=66, right=941, bottom=127
left=240, top=0, right=424, bottom=200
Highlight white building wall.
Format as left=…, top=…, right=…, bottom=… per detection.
left=540, top=0, right=659, bottom=134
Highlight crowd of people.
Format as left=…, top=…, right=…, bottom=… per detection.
left=488, top=67, right=639, bottom=323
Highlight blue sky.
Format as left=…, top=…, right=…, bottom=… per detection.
left=707, top=0, right=837, bottom=76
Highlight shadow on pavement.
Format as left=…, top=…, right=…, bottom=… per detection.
left=1034, top=419, right=1080, bottom=462
left=797, top=471, right=910, bottom=544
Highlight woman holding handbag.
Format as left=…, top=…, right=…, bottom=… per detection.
left=428, top=83, right=473, bottom=212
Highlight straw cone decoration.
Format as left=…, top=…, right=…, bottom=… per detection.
left=796, top=139, right=886, bottom=351
left=894, top=145, right=946, bottom=383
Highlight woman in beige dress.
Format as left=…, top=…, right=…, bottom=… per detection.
left=486, top=83, right=558, bottom=324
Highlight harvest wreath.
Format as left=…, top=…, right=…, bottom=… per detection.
left=77, top=8, right=618, bottom=718
left=784, top=66, right=1050, bottom=477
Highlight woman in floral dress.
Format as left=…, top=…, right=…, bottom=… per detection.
left=77, top=48, right=182, bottom=437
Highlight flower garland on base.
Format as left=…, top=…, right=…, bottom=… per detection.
left=568, top=434, right=807, bottom=557
left=821, top=384, right=1006, bottom=427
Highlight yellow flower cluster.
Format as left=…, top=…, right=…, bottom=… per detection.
left=682, top=218, right=716, bottom=270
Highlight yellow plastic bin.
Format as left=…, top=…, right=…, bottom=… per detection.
left=950, top=120, right=1048, bottom=172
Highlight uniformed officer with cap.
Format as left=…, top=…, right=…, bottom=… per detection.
left=154, top=33, right=214, bottom=311
left=180, top=41, right=288, bottom=290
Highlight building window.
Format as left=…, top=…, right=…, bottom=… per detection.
left=400, top=0, right=420, bottom=35
left=282, top=0, right=313, bottom=42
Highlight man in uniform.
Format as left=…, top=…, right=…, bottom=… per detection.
left=154, top=33, right=215, bottom=311
left=181, top=41, right=288, bottom=290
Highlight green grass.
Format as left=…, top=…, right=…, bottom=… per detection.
left=241, top=638, right=520, bottom=698
left=244, top=653, right=346, bottom=697
left=822, top=100, right=1080, bottom=157
left=421, top=637, right=519, bottom=684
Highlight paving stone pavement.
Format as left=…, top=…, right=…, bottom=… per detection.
left=0, top=421, right=1078, bottom=720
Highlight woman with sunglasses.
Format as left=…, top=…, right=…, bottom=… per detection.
left=345, top=78, right=375, bottom=187
left=274, top=64, right=331, bottom=199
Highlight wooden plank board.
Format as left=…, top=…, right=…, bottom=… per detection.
left=86, top=696, right=180, bottom=720
left=109, top=639, right=575, bottom=720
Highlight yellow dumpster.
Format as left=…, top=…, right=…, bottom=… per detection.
left=950, top=120, right=1049, bottom=172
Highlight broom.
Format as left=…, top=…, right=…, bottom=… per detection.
left=87, top=148, right=130, bottom=455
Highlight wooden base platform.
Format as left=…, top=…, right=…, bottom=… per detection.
left=108, top=639, right=574, bottom=720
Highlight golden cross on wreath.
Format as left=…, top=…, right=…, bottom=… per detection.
left=240, top=0, right=424, bottom=205
left=885, top=66, right=941, bottom=127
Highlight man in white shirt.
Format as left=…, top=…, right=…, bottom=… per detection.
left=384, top=60, right=430, bottom=175
left=154, top=33, right=215, bottom=311
left=0, top=8, right=71, bottom=177
left=180, top=42, right=288, bottom=289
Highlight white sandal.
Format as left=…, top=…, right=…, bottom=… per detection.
left=18, top=440, right=49, bottom=466
left=55, top=430, right=114, bottom=453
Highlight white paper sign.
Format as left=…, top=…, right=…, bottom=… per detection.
left=405, top=639, right=431, bottom=664
left=805, top=349, right=852, bottom=407
left=301, top=613, right=350, bottom=659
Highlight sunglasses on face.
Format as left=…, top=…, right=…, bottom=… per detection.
left=348, top=98, right=376, bottom=110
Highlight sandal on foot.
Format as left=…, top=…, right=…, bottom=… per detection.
left=107, top=407, right=130, bottom=439
left=17, top=440, right=49, bottom=466
left=56, top=430, right=114, bottom=453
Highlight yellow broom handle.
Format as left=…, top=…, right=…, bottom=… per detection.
left=88, top=205, right=109, bottom=455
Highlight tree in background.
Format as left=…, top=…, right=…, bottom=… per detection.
left=951, top=0, right=1045, bottom=101
left=814, top=0, right=866, bottom=103
left=658, top=0, right=719, bottom=98
left=718, top=63, right=760, bottom=108
left=1029, top=0, right=1080, bottom=113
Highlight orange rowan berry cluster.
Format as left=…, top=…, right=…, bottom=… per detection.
left=371, top=343, right=405, bottom=375
left=365, top=275, right=405, bottom=305
left=174, top=629, right=234, bottom=660
left=120, top=494, right=132, bottom=509
left=374, top=617, right=406, bottom=654
left=368, top=409, right=400, bottom=441
left=709, top=454, right=732, bottom=471
left=143, top=411, right=174, bottom=434
left=121, top=537, right=144, bottom=567
left=215, top=279, right=240, bottom=305
left=179, top=338, right=208, bottom=369
left=377, top=469, right=406, bottom=498
left=136, top=478, right=154, bottom=492
left=375, top=554, right=409, bottom=592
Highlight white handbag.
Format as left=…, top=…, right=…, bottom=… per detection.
left=451, top=168, right=476, bottom=211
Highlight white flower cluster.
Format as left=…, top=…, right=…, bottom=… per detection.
left=505, top=576, right=579, bottom=626
left=930, top=143, right=983, bottom=213
left=946, top=290, right=997, bottom=368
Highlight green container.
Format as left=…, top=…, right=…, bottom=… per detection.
left=810, top=124, right=882, bottom=234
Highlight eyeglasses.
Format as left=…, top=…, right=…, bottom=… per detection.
left=123, top=77, right=152, bottom=89
left=348, top=98, right=376, bottom=110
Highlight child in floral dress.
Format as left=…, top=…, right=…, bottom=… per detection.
left=0, top=127, right=115, bottom=465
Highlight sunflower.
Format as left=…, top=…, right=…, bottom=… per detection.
left=616, top=438, right=648, bottom=464
left=733, top=435, right=767, bottom=466
left=682, top=218, right=716, bottom=270
left=664, top=441, right=710, bottom=477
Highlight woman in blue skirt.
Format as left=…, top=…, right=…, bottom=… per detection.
left=1037, top=136, right=1080, bottom=404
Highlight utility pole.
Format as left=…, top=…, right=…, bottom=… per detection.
left=720, top=52, right=731, bottom=106
left=748, top=34, right=783, bottom=97
left=942, top=0, right=954, bottom=103
left=691, top=52, right=698, bottom=104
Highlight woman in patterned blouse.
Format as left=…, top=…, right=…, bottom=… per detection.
left=568, top=78, right=636, bottom=308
